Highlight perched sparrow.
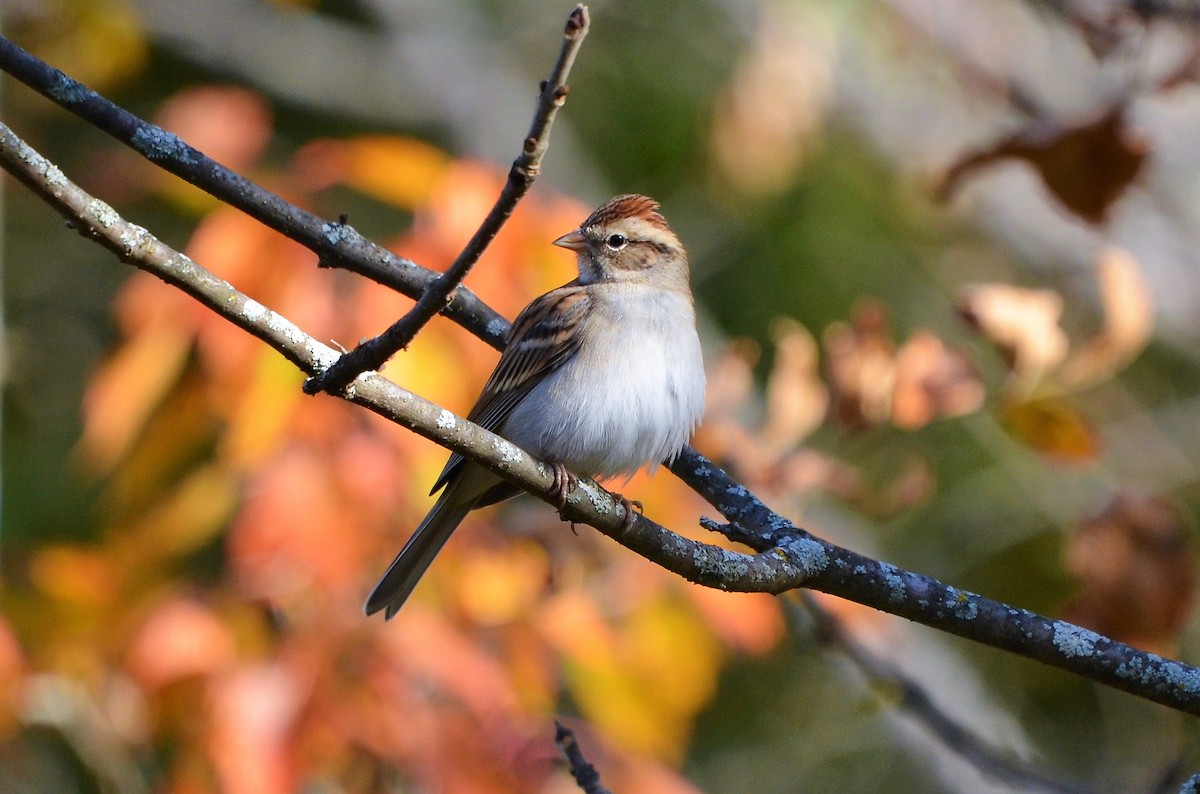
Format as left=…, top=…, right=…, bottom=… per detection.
left=365, top=195, right=706, bottom=619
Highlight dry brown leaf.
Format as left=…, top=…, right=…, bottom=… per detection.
left=940, top=107, right=1148, bottom=225
left=824, top=300, right=897, bottom=429
left=891, top=330, right=985, bottom=428
left=957, top=283, right=1069, bottom=382
left=1062, top=493, right=1197, bottom=656
left=762, top=318, right=828, bottom=451
left=1058, top=246, right=1154, bottom=388
left=693, top=340, right=772, bottom=477
left=709, top=6, right=833, bottom=195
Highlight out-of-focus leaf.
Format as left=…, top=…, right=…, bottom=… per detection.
left=116, top=464, right=239, bottom=566
left=76, top=317, right=192, bottom=474
left=762, top=319, right=828, bottom=452
left=453, top=543, right=550, bottom=626
left=1058, top=246, right=1154, bottom=388
left=228, top=449, right=366, bottom=601
left=0, top=617, right=26, bottom=731
left=693, top=340, right=762, bottom=471
left=295, top=136, right=451, bottom=211
left=381, top=609, right=521, bottom=724
left=940, top=107, right=1148, bottom=225
left=1000, top=393, right=1100, bottom=462
left=29, top=0, right=147, bottom=91
left=29, top=547, right=118, bottom=609
left=686, top=589, right=783, bottom=656
left=151, top=86, right=274, bottom=213
left=543, top=592, right=721, bottom=762
left=1062, top=493, right=1196, bottom=655
left=208, top=664, right=304, bottom=794
left=221, top=353, right=304, bottom=471
left=710, top=5, right=833, bottom=196
left=126, top=598, right=236, bottom=690
left=956, top=283, right=1069, bottom=382
left=891, top=330, right=984, bottom=428
left=823, top=299, right=896, bottom=429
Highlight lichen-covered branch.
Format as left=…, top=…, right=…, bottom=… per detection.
left=4, top=119, right=1200, bottom=719
left=304, top=4, right=591, bottom=395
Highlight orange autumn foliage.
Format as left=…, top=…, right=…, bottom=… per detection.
left=5, top=85, right=787, bottom=793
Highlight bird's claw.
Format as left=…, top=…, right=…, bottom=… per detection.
left=617, top=495, right=644, bottom=532
left=550, top=462, right=578, bottom=511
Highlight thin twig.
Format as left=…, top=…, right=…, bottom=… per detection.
left=554, top=722, right=612, bottom=794
left=304, top=4, right=591, bottom=395
left=0, top=34, right=510, bottom=350
left=791, top=595, right=1088, bottom=794
left=5, top=121, right=1200, bottom=719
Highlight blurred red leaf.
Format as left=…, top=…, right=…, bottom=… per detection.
left=156, top=86, right=273, bottom=175
left=208, top=664, right=306, bottom=794
left=127, top=598, right=236, bottom=691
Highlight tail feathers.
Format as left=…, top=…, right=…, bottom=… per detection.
left=364, top=492, right=475, bottom=620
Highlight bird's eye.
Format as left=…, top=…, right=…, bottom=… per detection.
left=605, top=233, right=628, bottom=250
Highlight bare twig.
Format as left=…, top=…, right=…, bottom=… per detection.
left=555, top=722, right=612, bottom=794
left=304, top=4, right=591, bottom=395
left=791, top=595, right=1088, bottom=794
left=5, top=121, right=1200, bottom=719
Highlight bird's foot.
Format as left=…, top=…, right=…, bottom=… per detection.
left=549, top=462, right=578, bottom=511
left=616, top=494, right=644, bottom=532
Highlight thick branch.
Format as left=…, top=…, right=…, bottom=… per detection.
left=0, top=34, right=509, bottom=350
left=4, top=122, right=1200, bottom=719
left=304, top=4, right=591, bottom=395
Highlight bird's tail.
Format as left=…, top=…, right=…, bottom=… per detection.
left=363, top=487, right=475, bottom=620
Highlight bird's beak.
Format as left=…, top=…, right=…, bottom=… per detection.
left=553, top=229, right=588, bottom=252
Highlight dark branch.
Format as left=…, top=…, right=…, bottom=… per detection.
left=554, top=722, right=612, bottom=794
left=303, top=4, right=591, bottom=395
left=5, top=121, right=1200, bottom=720
left=669, top=446, right=1200, bottom=716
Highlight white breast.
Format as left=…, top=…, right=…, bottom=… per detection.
left=502, top=285, right=705, bottom=478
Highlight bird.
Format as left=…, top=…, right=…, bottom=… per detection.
left=364, top=194, right=706, bottom=620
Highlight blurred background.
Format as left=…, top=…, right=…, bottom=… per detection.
left=4, top=0, right=1200, bottom=791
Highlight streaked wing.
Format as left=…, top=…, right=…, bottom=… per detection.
left=430, top=283, right=591, bottom=494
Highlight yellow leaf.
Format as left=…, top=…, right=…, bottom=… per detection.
left=297, top=136, right=450, bottom=210
left=117, top=464, right=239, bottom=566
left=222, top=352, right=304, bottom=471
left=454, top=543, right=549, bottom=626
left=1001, top=394, right=1099, bottom=462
